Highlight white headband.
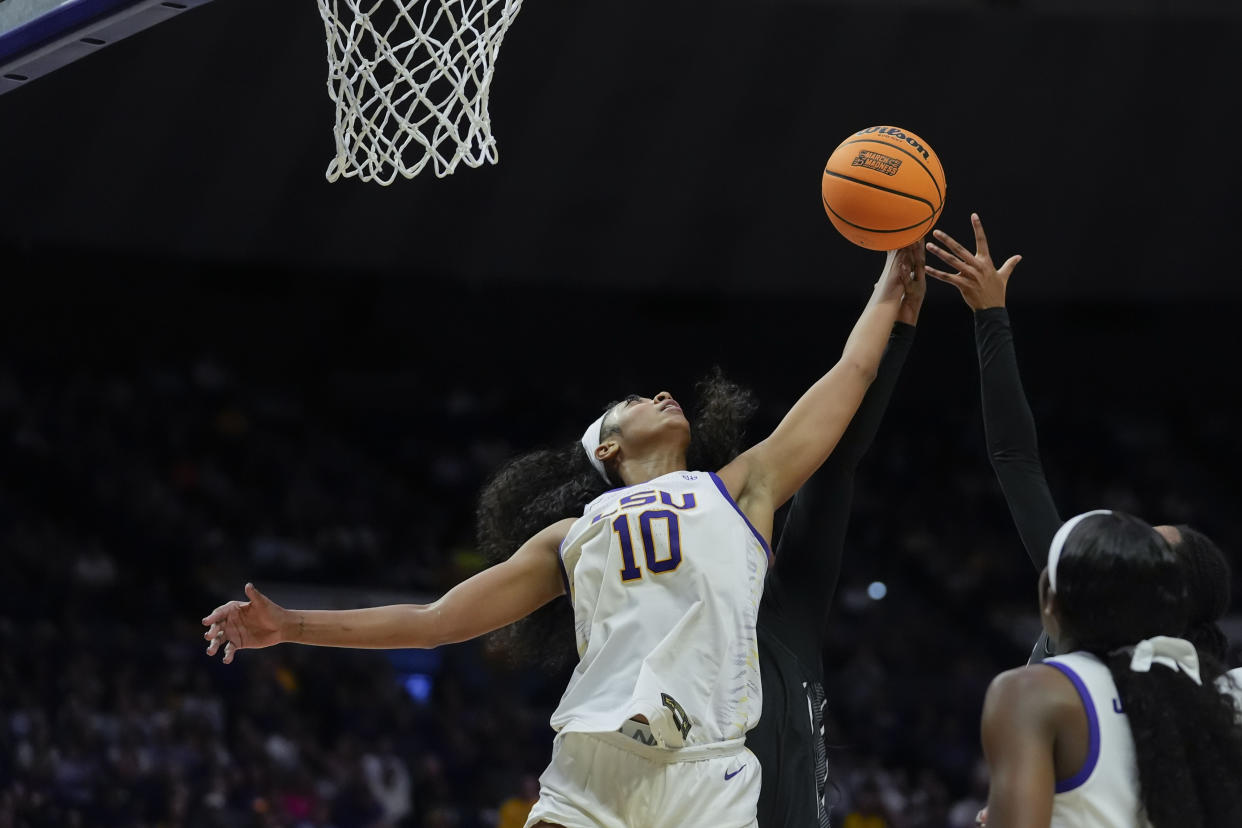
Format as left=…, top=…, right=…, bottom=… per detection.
left=580, top=414, right=610, bottom=483
left=1124, top=636, right=1203, bottom=686
left=1047, top=509, right=1113, bottom=592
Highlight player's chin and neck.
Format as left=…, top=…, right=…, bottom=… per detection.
left=617, top=430, right=691, bottom=485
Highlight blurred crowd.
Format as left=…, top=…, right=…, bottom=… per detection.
left=1, top=293, right=1238, bottom=828
left=0, top=355, right=564, bottom=828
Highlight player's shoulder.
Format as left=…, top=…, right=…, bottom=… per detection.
left=534, top=517, right=578, bottom=546
left=984, top=663, right=1081, bottom=726
left=550, top=516, right=578, bottom=533
left=988, top=663, right=1073, bottom=697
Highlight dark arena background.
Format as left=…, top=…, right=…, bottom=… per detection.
left=1, top=0, right=1240, bottom=825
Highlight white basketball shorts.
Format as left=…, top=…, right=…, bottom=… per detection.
left=524, top=723, right=759, bottom=828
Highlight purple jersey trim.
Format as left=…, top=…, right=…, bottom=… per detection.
left=586, top=475, right=669, bottom=510
left=1045, top=660, right=1101, bottom=794
left=707, top=472, right=773, bottom=566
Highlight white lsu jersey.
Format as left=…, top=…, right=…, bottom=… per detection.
left=549, top=470, right=770, bottom=749
left=1044, top=652, right=1150, bottom=828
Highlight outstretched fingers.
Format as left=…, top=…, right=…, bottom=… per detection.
left=931, top=227, right=976, bottom=264
left=203, top=600, right=245, bottom=626
left=926, top=239, right=970, bottom=275
left=970, top=213, right=991, bottom=261
left=202, top=598, right=248, bottom=661
left=205, top=618, right=246, bottom=662
left=202, top=603, right=229, bottom=627
left=205, top=623, right=224, bottom=655
left=912, top=238, right=926, bottom=281
left=925, top=265, right=970, bottom=290
left=927, top=213, right=1017, bottom=309
left=998, top=254, right=1023, bottom=278
left=203, top=599, right=250, bottom=625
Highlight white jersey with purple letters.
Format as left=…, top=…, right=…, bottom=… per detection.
left=1044, top=651, right=1151, bottom=828
left=549, top=470, right=770, bottom=749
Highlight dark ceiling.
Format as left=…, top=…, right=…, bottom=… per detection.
left=2, top=0, right=1240, bottom=297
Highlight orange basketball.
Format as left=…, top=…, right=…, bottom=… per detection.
left=821, top=126, right=946, bottom=250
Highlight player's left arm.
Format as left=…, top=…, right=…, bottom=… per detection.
left=718, top=241, right=921, bottom=532
left=202, top=519, right=572, bottom=662
left=926, top=213, right=1061, bottom=571
left=928, top=214, right=1063, bottom=665
left=980, top=666, right=1062, bottom=828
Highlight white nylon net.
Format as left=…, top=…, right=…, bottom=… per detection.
left=316, top=0, right=524, bottom=185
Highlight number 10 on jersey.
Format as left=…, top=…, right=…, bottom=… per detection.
left=613, top=510, right=683, bottom=582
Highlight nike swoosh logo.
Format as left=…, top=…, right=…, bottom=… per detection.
left=724, top=765, right=746, bottom=781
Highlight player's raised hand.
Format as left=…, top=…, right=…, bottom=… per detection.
left=895, top=237, right=926, bottom=326
left=202, top=583, right=286, bottom=664
left=925, top=213, right=1021, bottom=310
left=875, top=237, right=922, bottom=304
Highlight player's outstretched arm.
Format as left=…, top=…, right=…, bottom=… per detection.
left=926, top=214, right=1061, bottom=570
left=718, top=241, right=920, bottom=528
left=202, top=519, right=573, bottom=664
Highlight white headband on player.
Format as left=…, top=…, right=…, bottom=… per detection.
left=1047, top=509, right=1113, bottom=592
left=581, top=413, right=610, bottom=483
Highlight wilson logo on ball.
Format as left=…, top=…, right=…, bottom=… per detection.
left=851, top=150, right=902, bottom=176
left=853, top=126, right=932, bottom=161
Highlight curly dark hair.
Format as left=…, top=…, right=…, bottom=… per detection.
left=1172, top=525, right=1232, bottom=666
left=1055, top=512, right=1242, bottom=828
left=475, top=369, right=758, bottom=669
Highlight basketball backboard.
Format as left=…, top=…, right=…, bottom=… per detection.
left=0, top=0, right=216, bottom=94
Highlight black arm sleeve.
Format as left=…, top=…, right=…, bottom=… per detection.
left=763, top=322, right=915, bottom=664
left=975, top=307, right=1063, bottom=569
left=974, top=307, right=1063, bottom=664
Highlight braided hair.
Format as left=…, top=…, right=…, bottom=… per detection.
left=1171, top=525, right=1232, bottom=668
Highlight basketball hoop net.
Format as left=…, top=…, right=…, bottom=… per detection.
left=316, top=0, right=524, bottom=184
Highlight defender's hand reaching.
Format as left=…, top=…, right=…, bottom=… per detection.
left=925, top=213, right=1021, bottom=310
